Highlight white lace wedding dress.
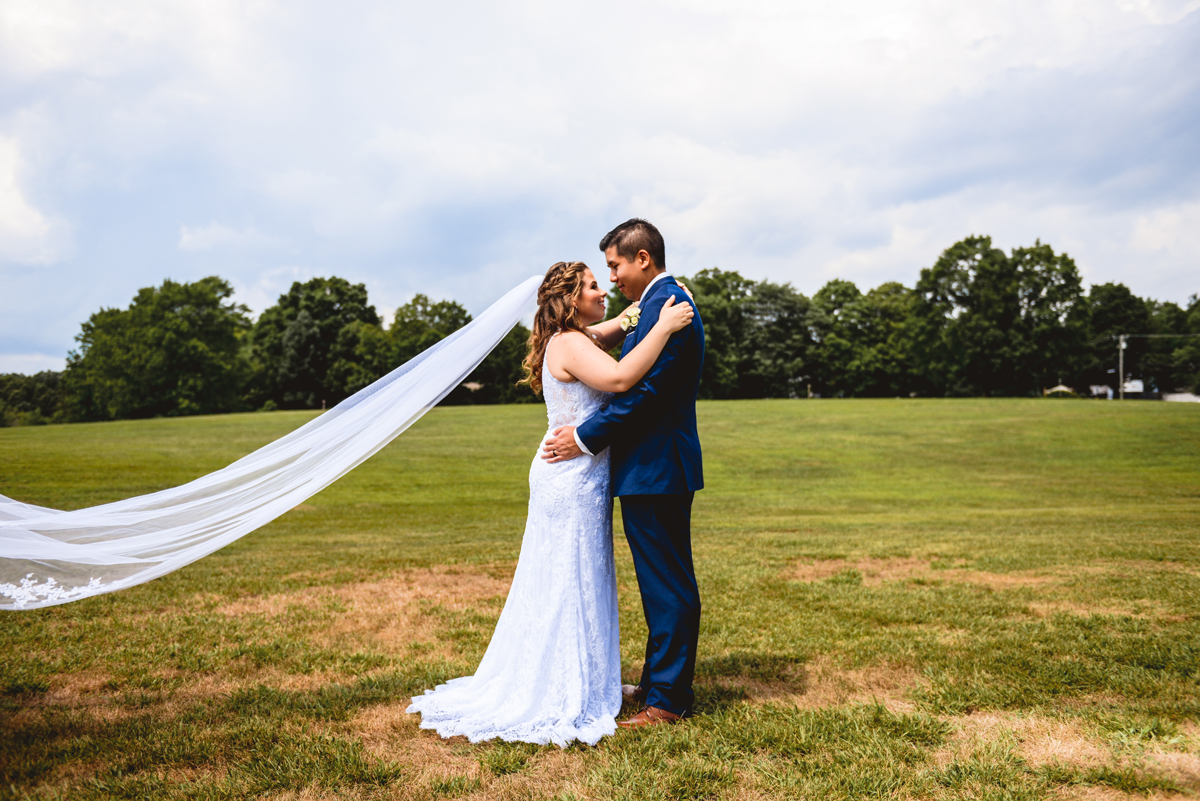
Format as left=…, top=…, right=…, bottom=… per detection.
left=406, top=347, right=622, bottom=747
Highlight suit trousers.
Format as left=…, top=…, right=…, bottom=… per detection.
left=619, top=492, right=700, bottom=716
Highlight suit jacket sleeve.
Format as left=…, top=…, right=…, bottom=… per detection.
left=576, top=286, right=696, bottom=454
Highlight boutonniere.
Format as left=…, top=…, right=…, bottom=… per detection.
left=620, top=305, right=641, bottom=332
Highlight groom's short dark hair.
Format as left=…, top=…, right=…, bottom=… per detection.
left=600, top=219, right=665, bottom=271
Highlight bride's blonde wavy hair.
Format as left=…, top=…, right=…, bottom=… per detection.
left=519, top=261, right=603, bottom=394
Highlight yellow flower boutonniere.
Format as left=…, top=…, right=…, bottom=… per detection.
left=620, top=305, right=641, bottom=332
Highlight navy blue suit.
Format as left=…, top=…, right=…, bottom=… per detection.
left=576, top=275, right=704, bottom=715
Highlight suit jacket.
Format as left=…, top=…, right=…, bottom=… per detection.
left=576, top=276, right=704, bottom=496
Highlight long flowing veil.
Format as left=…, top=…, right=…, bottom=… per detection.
left=0, top=275, right=542, bottom=611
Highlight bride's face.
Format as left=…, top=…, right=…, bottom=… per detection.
left=574, top=268, right=607, bottom=326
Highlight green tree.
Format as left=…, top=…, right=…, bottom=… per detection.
left=387, top=295, right=471, bottom=404
left=326, top=293, right=532, bottom=406
left=63, top=277, right=251, bottom=420
left=1077, top=282, right=1151, bottom=391
left=249, top=277, right=380, bottom=409
left=688, top=269, right=754, bottom=399
left=1010, top=241, right=1087, bottom=390
left=326, top=320, right=394, bottom=399
left=1143, top=300, right=1191, bottom=393
left=811, top=280, right=919, bottom=397
left=915, top=236, right=1023, bottom=396
left=855, top=282, right=921, bottom=396
left=0, top=371, right=65, bottom=426
left=461, top=322, right=537, bottom=405
left=738, top=280, right=812, bottom=398
left=390, top=295, right=472, bottom=365
left=1176, top=295, right=1200, bottom=391
left=810, top=279, right=864, bottom=397
left=914, top=236, right=1085, bottom=396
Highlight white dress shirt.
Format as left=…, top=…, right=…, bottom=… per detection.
left=572, top=272, right=672, bottom=457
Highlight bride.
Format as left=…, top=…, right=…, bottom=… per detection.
left=406, top=261, right=694, bottom=747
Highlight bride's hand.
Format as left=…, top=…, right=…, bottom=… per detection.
left=656, top=295, right=694, bottom=334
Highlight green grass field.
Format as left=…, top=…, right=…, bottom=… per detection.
left=1, top=399, right=1198, bottom=800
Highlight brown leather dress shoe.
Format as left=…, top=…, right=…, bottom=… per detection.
left=618, top=705, right=682, bottom=729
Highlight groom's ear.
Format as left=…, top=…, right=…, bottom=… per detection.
left=636, top=249, right=657, bottom=272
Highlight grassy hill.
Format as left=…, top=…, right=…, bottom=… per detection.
left=2, top=399, right=1198, bottom=799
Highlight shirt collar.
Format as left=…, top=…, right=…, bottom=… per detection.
left=640, top=271, right=672, bottom=300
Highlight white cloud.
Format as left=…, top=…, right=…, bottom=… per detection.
left=1132, top=203, right=1200, bottom=253
left=0, top=353, right=65, bottom=373
left=0, top=0, right=1198, bottom=368
left=178, top=222, right=278, bottom=252
left=227, top=265, right=314, bottom=316
left=0, top=137, right=67, bottom=263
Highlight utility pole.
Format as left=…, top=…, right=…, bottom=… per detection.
left=1118, top=335, right=1126, bottom=400
left=1092, top=333, right=1200, bottom=401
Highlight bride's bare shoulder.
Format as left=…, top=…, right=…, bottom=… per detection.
left=553, top=330, right=593, bottom=349
left=547, top=330, right=607, bottom=382
left=551, top=330, right=608, bottom=362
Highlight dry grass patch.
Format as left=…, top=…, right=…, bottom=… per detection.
left=934, top=712, right=1199, bottom=798
left=790, top=656, right=921, bottom=712
left=3, top=666, right=346, bottom=727
left=1142, top=722, right=1200, bottom=794
left=349, top=703, right=591, bottom=801
left=2, top=669, right=120, bottom=726
left=788, top=556, right=1061, bottom=588
left=168, top=664, right=334, bottom=697
left=463, top=748, right=588, bottom=801
left=1146, top=751, right=1200, bottom=794
left=5, top=565, right=514, bottom=733
left=789, top=556, right=944, bottom=586
left=706, top=654, right=922, bottom=712
left=261, top=790, right=379, bottom=800
left=717, top=778, right=781, bottom=801
left=352, top=703, right=480, bottom=780
left=788, top=557, right=1196, bottom=620
left=1027, top=599, right=1186, bottom=622
left=326, top=566, right=512, bottom=652
left=218, top=564, right=514, bottom=659
left=933, top=712, right=1109, bottom=770
left=1052, top=788, right=1190, bottom=801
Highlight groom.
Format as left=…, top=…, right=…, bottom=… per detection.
left=542, top=218, right=705, bottom=729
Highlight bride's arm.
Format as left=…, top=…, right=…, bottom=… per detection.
left=549, top=297, right=693, bottom=393
left=588, top=304, right=637, bottom=351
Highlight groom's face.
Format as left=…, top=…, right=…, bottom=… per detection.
left=606, top=246, right=655, bottom=301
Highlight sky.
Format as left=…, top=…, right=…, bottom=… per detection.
left=1, top=0, right=1198, bottom=373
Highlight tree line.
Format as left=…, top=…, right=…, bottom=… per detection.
left=659, top=236, right=1200, bottom=400
left=1, top=276, right=533, bottom=426
left=3, top=235, right=1198, bottom=426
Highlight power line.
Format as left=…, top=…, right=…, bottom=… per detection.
left=1089, top=333, right=1200, bottom=345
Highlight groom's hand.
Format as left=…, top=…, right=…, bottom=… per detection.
left=541, top=426, right=583, bottom=463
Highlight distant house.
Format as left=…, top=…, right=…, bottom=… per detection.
left=1086, top=383, right=1173, bottom=401
left=1164, top=392, right=1200, bottom=403
left=1044, top=384, right=1077, bottom=397
left=1114, top=379, right=1164, bottom=400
